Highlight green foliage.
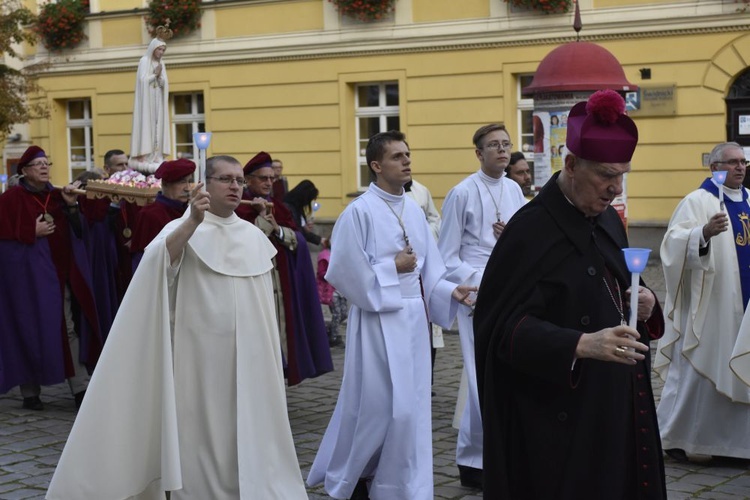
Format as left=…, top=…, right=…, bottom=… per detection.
left=506, top=0, right=572, bottom=14
left=33, top=0, right=88, bottom=52
left=146, top=0, right=202, bottom=39
left=329, top=0, right=397, bottom=22
left=0, top=1, right=47, bottom=139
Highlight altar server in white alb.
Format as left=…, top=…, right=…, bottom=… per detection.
left=47, top=156, right=307, bottom=500
left=308, top=131, right=476, bottom=500
left=437, top=123, right=526, bottom=489
left=656, top=141, right=750, bottom=462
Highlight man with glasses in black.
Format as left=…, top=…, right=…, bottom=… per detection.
left=657, top=141, right=750, bottom=463
left=437, top=124, right=526, bottom=489
left=237, top=151, right=332, bottom=386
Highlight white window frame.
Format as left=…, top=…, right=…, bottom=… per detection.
left=66, top=98, right=94, bottom=181
left=355, top=82, right=399, bottom=190
left=172, top=92, right=205, bottom=161
left=517, top=74, right=535, bottom=159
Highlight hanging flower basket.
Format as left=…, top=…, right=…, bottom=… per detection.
left=330, top=0, right=396, bottom=22
left=34, top=0, right=89, bottom=52
left=506, top=0, right=572, bottom=14
left=145, top=0, right=202, bottom=39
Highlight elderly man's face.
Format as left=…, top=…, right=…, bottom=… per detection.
left=21, top=157, right=51, bottom=187
left=161, top=175, right=192, bottom=203
left=566, top=156, right=630, bottom=217
left=711, top=146, right=746, bottom=189
left=246, top=166, right=275, bottom=196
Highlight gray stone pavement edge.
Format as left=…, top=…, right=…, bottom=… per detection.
left=1, top=260, right=749, bottom=499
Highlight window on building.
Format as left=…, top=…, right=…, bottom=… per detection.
left=172, top=92, right=205, bottom=161
left=355, top=82, right=399, bottom=190
left=67, top=99, right=94, bottom=181
left=517, top=74, right=535, bottom=185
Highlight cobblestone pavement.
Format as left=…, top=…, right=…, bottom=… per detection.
left=1, top=261, right=749, bottom=499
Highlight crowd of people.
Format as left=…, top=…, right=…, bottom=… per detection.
left=2, top=89, right=750, bottom=500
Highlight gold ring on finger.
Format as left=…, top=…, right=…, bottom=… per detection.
left=615, top=346, right=627, bottom=356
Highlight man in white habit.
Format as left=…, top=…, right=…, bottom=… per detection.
left=656, top=141, right=750, bottom=462
left=437, top=123, right=526, bottom=488
left=307, top=131, right=475, bottom=500
left=46, top=156, right=307, bottom=500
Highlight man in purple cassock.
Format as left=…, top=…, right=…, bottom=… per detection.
left=236, top=151, right=332, bottom=385
left=0, top=145, right=102, bottom=410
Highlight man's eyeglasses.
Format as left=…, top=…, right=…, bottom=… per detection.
left=27, top=161, right=52, bottom=168
left=207, top=176, right=246, bottom=186
left=483, top=142, right=513, bottom=152
left=715, top=159, right=748, bottom=167
left=249, top=174, right=274, bottom=182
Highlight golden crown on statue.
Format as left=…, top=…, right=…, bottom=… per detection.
left=154, top=19, right=173, bottom=41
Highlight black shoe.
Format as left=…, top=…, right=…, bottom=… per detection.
left=22, top=396, right=44, bottom=411
left=349, top=478, right=369, bottom=500
left=329, top=335, right=343, bottom=347
left=74, top=390, right=86, bottom=410
left=665, top=448, right=689, bottom=463
left=458, top=465, right=483, bottom=490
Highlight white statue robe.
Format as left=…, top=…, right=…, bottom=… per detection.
left=437, top=170, right=525, bottom=468
left=130, top=38, right=171, bottom=173
left=46, top=210, right=307, bottom=499
left=656, top=183, right=750, bottom=458
left=307, top=183, right=458, bottom=500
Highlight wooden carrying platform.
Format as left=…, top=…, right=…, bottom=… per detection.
left=84, top=180, right=160, bottom=206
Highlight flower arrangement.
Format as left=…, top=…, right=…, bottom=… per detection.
left=34, top=0, right=89, bottom=51
left=107, top=169, right=161, bottom=189
left=506, top=0, right=572, bottom=14
left=329, top=0, right=396, bottom=22
left=145, top=0, right=202, bottom=38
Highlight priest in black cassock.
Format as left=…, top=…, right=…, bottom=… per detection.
left=474, top=90, right=667, bottom=500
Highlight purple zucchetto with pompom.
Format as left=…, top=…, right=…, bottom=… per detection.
left=565, top=89, right=638, bottom=163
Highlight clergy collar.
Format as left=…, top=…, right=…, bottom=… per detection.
left=369, top=182, right=404, bottom=203
left=712, top=178, right=745, bottom=202
left=155, top=192, right=188, bottom=210
left=478, top=169, right=502, bottom=185
left=19, top=178, right=51, bottom=193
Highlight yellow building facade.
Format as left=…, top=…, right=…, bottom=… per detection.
left=5, top=0, right=750, bottom=225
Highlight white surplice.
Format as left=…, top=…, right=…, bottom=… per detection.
left=438, top=170, right=525, bottom=469
left=656, top=184, right=750, bottom=459
left=307, top=183, right=458, bottom=500
left=47, top=210, right=307, bottom=499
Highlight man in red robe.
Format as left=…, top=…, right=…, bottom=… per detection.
left=130, top=158, right=195, bottom=270
left=236, top=152, right=332, bottom=385
left=0, top=145, right=102, bottom=410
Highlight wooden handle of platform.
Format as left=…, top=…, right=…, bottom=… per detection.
left=52, top=185, right=86, bottom=195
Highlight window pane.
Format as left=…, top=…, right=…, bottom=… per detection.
left=385, top=84, right=399, bottom=106
left=197, top=122, right=205, bottom=133
left=71, top=167, right=86, bottom=181
left=197, top=94, right=204, bottom=114
left=175, top=123, right=192, bottom=145
left=358, top=85, right=379, bottom=108
left=174, top=94, right=192, bottom=115
left=68, top=101, right=85, bottom=120
left=520, top=75, right=534, bottom=89
left=359, top=163, right=373, bottom=189
left=70, top=127, right=85, bottom=148
left=175, top=144, right=194, bottom=160
left=70, top=148, right=87, bottom=162
left=359, top=117, right=380, bottom=140
left=386, top=116, right=400, bottom=131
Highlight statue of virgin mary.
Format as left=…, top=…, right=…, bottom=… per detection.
left=129, top=35, right=171, bottom=173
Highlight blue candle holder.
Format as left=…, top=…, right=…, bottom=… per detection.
left=623, top=248, right=651, bottom=328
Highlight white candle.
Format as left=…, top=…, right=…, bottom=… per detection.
left=629, top=272, right=639, bottom=329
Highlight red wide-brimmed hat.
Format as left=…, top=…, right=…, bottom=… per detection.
left=243, top=151, right=273, bottom=176
left=154, top=158, right=196, bottom=182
